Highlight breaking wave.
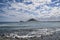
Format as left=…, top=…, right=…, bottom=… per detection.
left=2, top=28, right=60, bottom=38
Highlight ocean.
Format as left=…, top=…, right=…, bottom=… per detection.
left=0, top=21, right=60, bottom=40
left=0, top=21, right=60, bottom=29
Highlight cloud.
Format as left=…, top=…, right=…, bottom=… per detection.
left=0, top=0, right=60, bottom=21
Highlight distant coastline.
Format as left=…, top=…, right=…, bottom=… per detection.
left=0, top=21, right=60, bottom=23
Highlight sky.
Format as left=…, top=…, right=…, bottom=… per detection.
left=0, top=0, right=60, bottom=22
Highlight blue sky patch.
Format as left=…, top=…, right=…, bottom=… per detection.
left=24, top=1, right=33, bottom=5
left=15, top=0, right=24, bottom=3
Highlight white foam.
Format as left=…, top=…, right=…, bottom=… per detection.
left=55, top=28, right=60, bottom=32
left=5, top=28, right=60, bottom=38
left=27, top=28, right=55, bottom=36
left=6, top=33, right=35, bottom=38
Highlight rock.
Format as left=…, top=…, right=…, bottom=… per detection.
left=15, top=37, right=20, bottom=39
left=0, top=34, right=5, bottom=37
left=20, top=21, right=24, bottom=22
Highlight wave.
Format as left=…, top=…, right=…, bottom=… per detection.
left=0, top=24, right=29, bottom=27
left=6, top=33, right=35, bottom=38
left=3, top=28, right=60, bottom=39
left=0, top=27, right=60, bottom=39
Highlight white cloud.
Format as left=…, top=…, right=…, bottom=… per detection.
left=0, top=0, right=60, bottom=21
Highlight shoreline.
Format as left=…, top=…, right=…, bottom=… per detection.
left=0, top=28, right=60, bottom=40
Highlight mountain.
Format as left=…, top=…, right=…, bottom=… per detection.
left=27, top=18, right=38, bottom=22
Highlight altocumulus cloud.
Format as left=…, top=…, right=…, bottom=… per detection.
left=0, top=0, right=60, bottom=22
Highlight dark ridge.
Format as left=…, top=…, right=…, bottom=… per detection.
left=27, top=18, right=38, bottom=22
left=20, top=21, right=24, bottom=22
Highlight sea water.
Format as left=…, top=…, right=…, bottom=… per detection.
left=0, top=21, right=60, bottom=29
left=0, top=21, right=60, bottom=38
